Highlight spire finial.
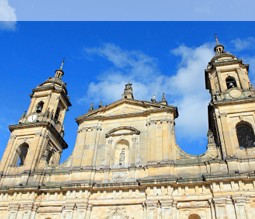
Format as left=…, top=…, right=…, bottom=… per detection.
left=214, top=34, right=220, bottom=45
left=160, top=93, right=168, bottom=105
left=89, top=103, right=94, bottom=111
left=162, top=93, right=166, bottom=101
left=99, top=101, right=103, bottom=108
left=60, top=59, right=65, bottom=70
left=213, top=34, right=224, bottom=54
left=122, top=82, right=134, bottom=99
left=55, top=59, right=65, bottom=79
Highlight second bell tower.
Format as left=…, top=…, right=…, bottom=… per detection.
left=206, top=37, right=255, bottom=159
left=0, top=62, right=71, bottom=174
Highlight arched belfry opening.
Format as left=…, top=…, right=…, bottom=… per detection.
left=236, top=121, right=255, bottom=148
left=15, top=143, right=29, bottom=166
left=54, top=107, right=61, bottom=122
left=36, top=101, right=44, bottom=113
left=226, top=76, right=237, bottom=89
left=114, top=139, right=129, bottom=166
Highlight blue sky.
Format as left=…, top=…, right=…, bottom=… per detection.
left=1, top=0, right=255, bottom=21
left=1, top=22, right=255, bottom=162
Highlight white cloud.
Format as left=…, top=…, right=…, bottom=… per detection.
left=0, top=0, right=17, bottom=30
left=240, top=55, right=255, bottom=86
left=170, top=44, right=214, bottom=141
left=229, top=37, right=255, bottom=84
left=82, top=44, right=164, bottom=103
left=81, top=43, right=215, bottom=151
left=231, top=37, right=255, bottom=51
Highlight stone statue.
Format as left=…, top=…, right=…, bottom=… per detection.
left=119, top=148, right=125, bottom=164
left=207, top=130, right=215, bottom=144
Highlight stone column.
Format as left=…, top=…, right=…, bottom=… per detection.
left=21, top=203, right=34, bottom=219
left=171, top=201, right=179, bottom=219
left=92, top=127, right=101, bottom=167
left=75, top=203, right=87, bottom=219
left=161, top=200, right=173, bottom=219
left=233, top=196, right=248, bottom=219
left=225, top=197, right=237, bottom=219
left=106, top=139, right=113, bottom=166
left=131, top=136, right=137, bottom=165
left=156, top=121, right=163, bottom=161
left=135, top=136, right=141, bottom=167
left=61, top=203, right=75, bottom=219
left=29, top=204, right=39, bottom=219
left=236, top=67, right=247, bottom=90
left=146, top=201, right=157, bottom=219
left=216, top=70, right=224, bottom=93
left=72, top=129, right=87, bottom=166
left=219, top=113, right=233, bottom=157
left=85, top=204, right=92, bottom=219
left=147, top=121, right=156, bottom=162
left=142, top=202, right=147, bottom=219
left=162, top=120, right=169, bottom=160
left=7, top=203, right=19, bottom=219
left=83, top=127, right=97, bottom=166
left=209, top=199, right=216, bottom=219
left=213, top=197, right=236, bottom=219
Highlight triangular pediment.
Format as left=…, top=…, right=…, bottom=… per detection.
left=102, top=103, right=146, bottom=116
left=76, top=99, right=177, bottom=123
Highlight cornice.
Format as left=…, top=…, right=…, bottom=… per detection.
left=8, top=121, right=68, bottom=149
left=212, top=96, right=255, bottom=106
left=32, top=85, right=71, bottom=107
left=76, top=98, right=177, bottom=123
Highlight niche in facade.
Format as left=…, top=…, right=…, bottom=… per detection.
left=114, top=139, right=129, bottom=166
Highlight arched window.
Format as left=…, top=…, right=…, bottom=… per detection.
left=188, top=214, right=201, bottom=219
left=15, top=143, right=29, bottom=166
left=36, top=101, right=44, bottom=113
left=226, top=76, right=237, bottom=89
left=236, top=122, right=255, bottom=148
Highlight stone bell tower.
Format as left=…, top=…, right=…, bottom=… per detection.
left=0, top=61, right=71, bottom=175
left=205, top=36, right=255, bottom=159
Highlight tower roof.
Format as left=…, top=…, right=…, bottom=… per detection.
left=55, top=59, right=65, bottom=79
left=31, top=62, right=71, bottom=107
left=214, top=35, right=225, bottom=54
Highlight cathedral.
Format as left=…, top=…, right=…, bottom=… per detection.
left=0, top=39, right=255, bottom=219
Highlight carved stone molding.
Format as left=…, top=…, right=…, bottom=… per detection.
left=112, top=171, right=127, bottom=182
left=177, top=200, right=210, bottom=209
left=106, top=126, right=140, bottom=138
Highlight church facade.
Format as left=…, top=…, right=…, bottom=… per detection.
left=0, top=40, right=255, bottom=219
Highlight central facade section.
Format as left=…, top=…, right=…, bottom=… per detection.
left=70, top=93, right=180, bottom=181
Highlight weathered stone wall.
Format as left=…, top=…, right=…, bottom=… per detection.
left=0, top=177, right=254, bottom=219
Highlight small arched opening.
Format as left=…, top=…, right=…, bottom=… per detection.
left=15, top=143, right=29, bottom=166
left=226, top=76, right=237, bottom=89
left=36, top=101, right=44, bottom=113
